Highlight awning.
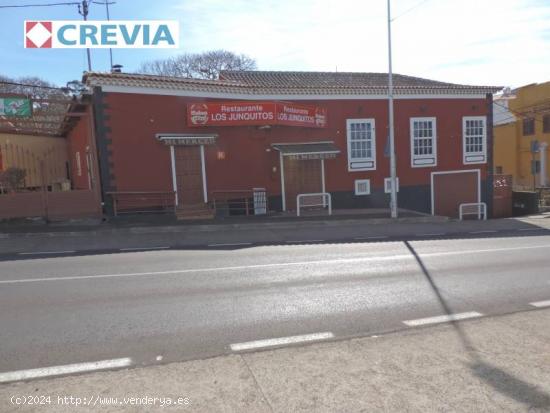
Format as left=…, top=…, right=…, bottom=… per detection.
left=272, top=141, right=340, bottom=160
left=156, top=133, right=217, bottom=146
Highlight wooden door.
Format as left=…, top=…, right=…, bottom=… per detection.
left=433, top=171, right=478, bottom=218
left=284, top=158, right=322, bottom=210
left=174, top=146, right=204, bottom=207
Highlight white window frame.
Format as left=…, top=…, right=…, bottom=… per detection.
left=463, top=116, right=487, bottom=164
left=410, top=117, right=437, bottom=168
left=346, top=118, right=376, bottom=172
left=384, top=177, right=399, bottom=193
left=354, top=179, right=371, bottom=195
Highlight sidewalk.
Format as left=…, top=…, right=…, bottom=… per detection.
left=1, top=308, right=549, bottom=412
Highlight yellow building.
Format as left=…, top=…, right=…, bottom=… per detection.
left=494, top=81, right=550, bottom=190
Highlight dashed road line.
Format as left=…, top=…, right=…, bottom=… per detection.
left=120, top=246, right=170, bottom=251
left=0, top=358, right=132, bottom=383
left=469, top=230, right=498, bottom=234
left=207, top=242, right=252, bottom=247
left=354, top=236, right=389, bottom=240
left=518, top=228, right=546, bottom=232
left=403, top=311, right=483, bottom=327
left=529, top=300, right=550, bottom=308
left=4, top=243, right=550, bottom=285
left=416, top=233, right=446, bottom=237
left=230, top=332, right=334, bottom=351
left=18, top=250, right=76, bottom=255
left=285, top=240, right=324, bottom=243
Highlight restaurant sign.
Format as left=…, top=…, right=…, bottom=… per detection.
left=187, top=102, right=327, bottom=128
left=0, top=98, right=32, bottom=117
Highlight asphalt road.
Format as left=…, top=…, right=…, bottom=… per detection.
left=1, top=234, right=550, bottom=380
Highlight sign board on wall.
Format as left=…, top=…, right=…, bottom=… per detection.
left=187, top=102, right=327, bottom=128
left=0, top=98, right=32, bottom=117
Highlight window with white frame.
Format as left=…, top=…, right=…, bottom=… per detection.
left=463, top=116, right=487, bottom=164
left=347, top=119, right=376, bottom=171
left=384, top=177, right=399, bottom=193
left=410, top=117, right=437, bottom=167
left=354, top=179, right=371, bottom=195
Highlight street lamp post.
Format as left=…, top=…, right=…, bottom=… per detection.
left=387, top=0, right=398, bottom=218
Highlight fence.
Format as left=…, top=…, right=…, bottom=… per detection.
left=108, top=191, right=176, bottom=216
left=0, top=190, right=101, bottom=220
left=296, top=192, right=332, bottom=217
left=211, top=189, right=267, bottom=217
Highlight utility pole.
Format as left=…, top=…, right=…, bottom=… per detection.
left=78, top=0, right=92, bottom=71
left=105, top=0, right=113, bottom=69
left=387, top=0, right=398, bottom=218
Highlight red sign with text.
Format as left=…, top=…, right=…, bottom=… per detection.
left=187, top=102, right=327, bottom=128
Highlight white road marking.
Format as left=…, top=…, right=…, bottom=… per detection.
left=416, top=233, right=446, bottom=237
left=354, top=236, right=388, bottom=240
left=208, top=242, right=252, bottom=247
left=230, top=332, right=334, bottom=351
left=285, top=240, right=324, bottom=243
left=403, top=311, right=483, bottom=327
left=120, top=246, right=170, bottom=251
left=529, top=300, right=550, bottom=308
left=18, top=250, right=75, bottom=255
left=0, top=358, right=132, bottom=383
left=518, top=228, right=546, bottom=231
left=3, top=243, right=550, bottom=285
left=469, top=230, right=498, bottom=234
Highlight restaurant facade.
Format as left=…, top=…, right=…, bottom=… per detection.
left=80, top=71, right=501, bottom=219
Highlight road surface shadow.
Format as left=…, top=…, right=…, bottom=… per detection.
left=404, top=240, right=550, bottom=410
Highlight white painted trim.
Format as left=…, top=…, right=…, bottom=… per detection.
left=170, top=145, right=178, bottom=206
left=384, top=177, right=399, bottom=193
left=321, top=159, right=326, bottom=193
left=462, top=116, right=487, bottom=165
left=280, top=152, right=286, bottom=211
left=346, top=118, right=376, bottom=172
left=98, top=85, right=490, bottom=100
left=430, top=169, right=481, bottom=215
left=200, top=144, right=207, bottom=203
left=410, top=117, right=437, bottom=168
left=354, top=179, right=371, bottom=195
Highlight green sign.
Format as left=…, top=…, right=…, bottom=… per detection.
left=0, top=98, right=32, bottom=117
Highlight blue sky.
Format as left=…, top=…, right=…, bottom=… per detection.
left=1, top=0, right=549, bottom=88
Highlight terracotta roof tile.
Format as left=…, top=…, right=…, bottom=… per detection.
left=84, top=71, right=502, bottom=96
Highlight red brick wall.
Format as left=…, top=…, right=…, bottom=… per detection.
left=102, top=93, right=490, bottom=197
left=67, top=108, right=93, bottom=190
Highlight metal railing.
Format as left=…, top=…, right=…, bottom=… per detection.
left=108, top=191, right=176, bottom=216
left=459, top=202, right=487, bottom=220
left=296, top=192, right=332, bottom=217
left=211, top=188, right=267, bottom=216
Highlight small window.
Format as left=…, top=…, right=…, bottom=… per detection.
left=384, top=177, right=399, bottom=193
left=463, top=116, right=487, bottom=164
left=543, top=114, right=550, bottom=133
left=354, top=179, right=370, bottom=195
left=346, top=119, right=376, bottom=171
left=410, top=117, right=437, bottom=167
left=523, top=118, right=535, bottom=136
left=75, top=151, right=82, bottom=177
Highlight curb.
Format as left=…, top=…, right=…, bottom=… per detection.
left=0, top=215, right=449, bottom=239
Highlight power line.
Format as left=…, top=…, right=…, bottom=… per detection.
left=0, top=2, right=79, bottom=8
left=0, top=80, right=65, bottom=91
left=391, top=0, right=431, bottom=21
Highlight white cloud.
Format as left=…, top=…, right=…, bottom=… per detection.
left=172, top=0, right=550, bottom=87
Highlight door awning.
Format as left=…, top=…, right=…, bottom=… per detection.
left=272, top=141, right=340, bottom=160
left=156, top=134, right=217, bottom=146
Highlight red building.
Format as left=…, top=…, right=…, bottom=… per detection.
left=79, top=71, right=500, bottom=218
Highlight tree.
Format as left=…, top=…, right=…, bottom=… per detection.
left=0, top=167, right=26, bottom=192
left=138, top=50, right=257, bottom=80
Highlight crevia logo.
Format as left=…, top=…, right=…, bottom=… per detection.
left=24, top=20, right=179, bottom=49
